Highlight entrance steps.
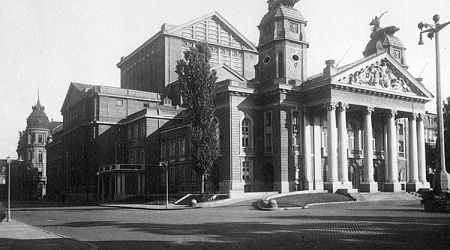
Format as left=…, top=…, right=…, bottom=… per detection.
left=349, top=192, right=421, bottom=202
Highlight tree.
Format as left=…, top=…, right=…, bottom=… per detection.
left=16, top=130, right=27, bottom=160
left=176, top=43, right=218, bottom=198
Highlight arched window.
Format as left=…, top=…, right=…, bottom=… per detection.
left=242, top=118, right=250, bottom=148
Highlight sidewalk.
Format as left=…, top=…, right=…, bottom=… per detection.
left=0, top=220, right=96, bottom=249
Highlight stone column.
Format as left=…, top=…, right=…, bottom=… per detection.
left=384, top=110, right=401, bottom=192
left=325, top=102, right=339, bottom=192
left=303, top=110, right=314, bottom=190
left=417, top=114, right=430, bottom=189
left=337, top=103, right=353, bottom=190
left=407, top=114, right=420, bottom=192
left=361, top=107, right=378, bottom=192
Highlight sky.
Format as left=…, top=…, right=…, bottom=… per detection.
left=0, top=0, right=449, bottom=159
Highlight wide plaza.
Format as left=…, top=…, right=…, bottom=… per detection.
left=2, top=199, right=449, bottom=249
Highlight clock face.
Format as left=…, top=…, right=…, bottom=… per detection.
left=393, top=49, right=401, bottom=59
left=289, top=22, right=299, bottom=33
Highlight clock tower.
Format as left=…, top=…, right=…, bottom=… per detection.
left=256, top=0, right=308, bottom=87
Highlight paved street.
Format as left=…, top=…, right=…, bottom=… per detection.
left=5, top=200, right=450, bottom=249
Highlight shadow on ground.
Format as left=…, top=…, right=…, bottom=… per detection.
left=36, top=214, right=450, bottom=250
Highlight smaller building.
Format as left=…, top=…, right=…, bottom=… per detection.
left=16, top=97, right=62, bottom=200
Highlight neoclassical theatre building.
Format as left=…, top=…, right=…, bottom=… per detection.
left=47, top=0, right=435, bottom=201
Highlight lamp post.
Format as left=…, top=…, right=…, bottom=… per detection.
left=159, top=160, right=169, bottom=209
left=418, top=14, right=450, bottom=192
left=6, top=156, right=11, bottom=222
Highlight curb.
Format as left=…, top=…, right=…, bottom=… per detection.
left=12, top=220, right=99, bottom=249
left=98, top=204, right=192, bottom=210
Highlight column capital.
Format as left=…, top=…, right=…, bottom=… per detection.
left=409, top=113, right=419, bottom=121
left=416, top=113, right=425, bottom=121
left=364, top=106, right=374, bottom=115
left=338, top=102, right=349, bottom=111
left=387, top=109, right=397, bottom=118
left=325, top=101, right=338, bottom=111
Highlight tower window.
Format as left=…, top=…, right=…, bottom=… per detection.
left=263, top=56, right=271, bottom=64
left=292, top=54, right=300, bottom=62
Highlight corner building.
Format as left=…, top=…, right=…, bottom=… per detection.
left=50, top=1, right=434, bottom=201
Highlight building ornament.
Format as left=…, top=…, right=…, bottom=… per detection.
left=387, top=109, right=397, bottom=118
left=338, top=102, right=349, bottom=111
left=365, top=106, right=375, bottom=115
left=326, top=101, right=338, bottom=111
left=339, top=59, right=412, bottom=94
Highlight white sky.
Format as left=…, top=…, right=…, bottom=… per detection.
left=1, top=0, right=449, bottom=159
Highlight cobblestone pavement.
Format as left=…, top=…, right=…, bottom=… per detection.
left=8, top=200, right=450, bottom=249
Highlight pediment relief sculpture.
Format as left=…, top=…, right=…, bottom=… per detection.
left=337, top=59, right=420, bottom=95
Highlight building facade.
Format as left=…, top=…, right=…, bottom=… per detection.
left=47, top=0, right=435, bottom=201
left=15, top=97, right=62, bottom=200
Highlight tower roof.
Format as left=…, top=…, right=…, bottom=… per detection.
left=27, top=96, right=49, bottom=129
left=260, top=1, right=305, bottom=27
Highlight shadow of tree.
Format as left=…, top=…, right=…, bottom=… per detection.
left=36, top=214, right=450, bottom=250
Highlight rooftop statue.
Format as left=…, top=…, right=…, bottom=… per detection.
left=268, top=0, right=300, bottom=10
left=370, top=11, right=387, bottom=32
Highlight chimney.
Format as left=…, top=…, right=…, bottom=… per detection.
left=323, top=59, right=337, bottom=78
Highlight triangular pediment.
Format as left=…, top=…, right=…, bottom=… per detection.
left=332, top=53, right=433, bottom=100
left=166, top=12, right=256, bottom=51
left=60, top=82, right=94, bottom=113
left=214, top=64, right=248, bottom=82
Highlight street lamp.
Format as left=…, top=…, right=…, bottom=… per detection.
left=418, top=14, right=450, bottom=192
left=159, top=160, right=169, bottom=209
left=6, top=156, right=11, bottom=222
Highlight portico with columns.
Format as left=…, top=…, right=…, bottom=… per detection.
left=300, top=52, right=433, bottom=193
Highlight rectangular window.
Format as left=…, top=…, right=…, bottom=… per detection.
left=28, top=151, right=33, bottom=163
left=38, top=134, right=43, bottom=144
left=170, top=167, right=175, bottom=182
left=265, top=133, right=273, bottom=153
left=160, top=142, right=166, bottom=159
left=38, top=151, right=43, bottom=163
left=169, top=140, right=176, bottom=157
left=242, top=161, right=251, bottom=182
left=398, top=140, right=405, bottom=158
left=127, top=127, right=132, bottom=140
left=398, top=123, right=404, bottom=136
left=117, top=99, right=123, bottom=106
left=179, top=138, right=186, bottom=156
left=180, top=166, right=185, bottom=182
left=191, top=169, right=197, bottom=182
left=264, top=112, right=272, bottom=127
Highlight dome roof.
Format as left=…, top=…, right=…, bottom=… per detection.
left=26, top=98, right=50, bottom=130
left=363, top=26, right=404, bottom=57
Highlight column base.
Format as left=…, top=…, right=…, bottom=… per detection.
left=324, top=181, right=357, bottom=193
left=304, top=180, right=315, bottom=191
left=384, top=182, right=402, bottom=192
left=406, top=182, right=422, bottom=192
left=338, top=181, right=358, bottom=193
left=274, top=181, right=290, bottom=193
left=360, top=182, right=379, bottom=193
left=324, top=181, right=341, bottom=193
left=314, top=180, right=324, bottom=190
left=440, top=170, right=450, bottom=192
